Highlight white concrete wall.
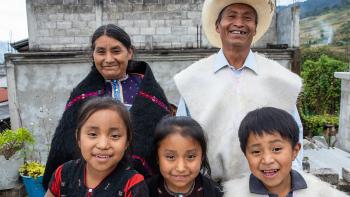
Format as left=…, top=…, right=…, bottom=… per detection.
left=277, top=5, right=300, bottom=47
left=5, top=53, right=90, bottom=161
left=334, top=72, right=350, bottom=152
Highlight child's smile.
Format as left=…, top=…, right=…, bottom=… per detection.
left=261, top=169, right=279, bottom=178
left=92, top=153, right=113, bottom=162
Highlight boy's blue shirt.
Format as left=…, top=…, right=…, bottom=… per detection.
left=249, top=170, right=307, bottom=197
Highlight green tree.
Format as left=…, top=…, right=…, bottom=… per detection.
left=301, top=55, right=348, bottom=115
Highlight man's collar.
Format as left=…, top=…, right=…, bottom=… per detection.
left=213, top=49, right=258, bottom=74
left=249, top=170, right=307, bottom=195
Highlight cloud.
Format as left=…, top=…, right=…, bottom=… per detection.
left=277, top=0, right=306, bottom=6
left=0, top=0, right=28, bottom=42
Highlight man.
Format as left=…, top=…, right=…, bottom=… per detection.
left=174, top=0, right=303, bottom=182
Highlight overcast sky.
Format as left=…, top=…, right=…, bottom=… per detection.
left=0, top=0, right=27, bottom=42
left=0, top=0, right=304, bottom=42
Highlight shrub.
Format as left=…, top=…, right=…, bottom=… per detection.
left=0, top=128, right=35, bottom=160
left=301, top=114, right=338, bottom=136
left=300, top=55, right=348, bottom=115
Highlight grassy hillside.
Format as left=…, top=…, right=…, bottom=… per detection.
left=300, top=4, right=350, bottom=49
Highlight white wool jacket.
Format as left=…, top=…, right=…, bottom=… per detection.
left=223, top=172, right=349, bottom=197
left=174, top=52, right=302, bottom=181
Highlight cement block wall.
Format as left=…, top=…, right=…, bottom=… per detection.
left=26, top=0, right=286, bottom=51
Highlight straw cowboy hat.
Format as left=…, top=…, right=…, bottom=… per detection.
left=202, top=0, right=275, bottom=48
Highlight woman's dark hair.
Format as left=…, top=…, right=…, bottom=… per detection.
left=76, top=96, right=133, bottom=163
left=238, top=107, right=300, bottom=155
left=90, top=24, right=133, bottom=52
left=154, top=116, right=211, bottom=176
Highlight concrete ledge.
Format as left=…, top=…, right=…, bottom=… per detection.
left=4, top=48, right=297, bottom=65
left=335, top=72, right=350, bottom=80
left=312, top=168, right=339, bottom=185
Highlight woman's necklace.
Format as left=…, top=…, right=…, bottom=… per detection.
left=111, top=74, right=128, bottom=101
left=112, top=80, right=121, bottom=101
left=163, top=180, right=195, bottom=197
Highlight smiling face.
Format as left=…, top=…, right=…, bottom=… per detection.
left=216, top=3, right=257, bottom=50
left=78, top=109, right=129, bottom=177
left=245, top=132, right=300, bottom=195
left=93, top=35, right=133, bottom=80
left=158, top=132, right=202, bottom=193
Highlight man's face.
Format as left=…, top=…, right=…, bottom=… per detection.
left=215, top=3, right=257, bottom=50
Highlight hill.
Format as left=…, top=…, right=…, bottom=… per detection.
left=300, top=4, right=350, bottom=47
left=278, top=0, right=349, bottom=19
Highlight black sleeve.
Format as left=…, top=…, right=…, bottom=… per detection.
left=145, top=175, right=160, bottom=197
left=126, top=180, right=150, bottom=197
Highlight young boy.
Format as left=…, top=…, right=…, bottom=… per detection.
left=224, top=107, right=348, bottom=197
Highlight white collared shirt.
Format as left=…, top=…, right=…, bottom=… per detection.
left=213, top=49, right=258, bottom=77
left=176, top=49, right=303, bottom=171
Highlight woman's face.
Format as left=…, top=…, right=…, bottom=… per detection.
left=93, top=35, right=133, bottom=80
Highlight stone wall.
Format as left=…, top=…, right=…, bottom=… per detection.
left=26, top=0, right=284, bottom=51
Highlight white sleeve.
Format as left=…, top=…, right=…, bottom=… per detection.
left=292, top=106, right=303, bottom=171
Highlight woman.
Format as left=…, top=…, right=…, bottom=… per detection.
left=43, top=24, right=171, bottom=190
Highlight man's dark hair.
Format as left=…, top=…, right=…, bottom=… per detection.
left=238, top=107, right=299, bottom=154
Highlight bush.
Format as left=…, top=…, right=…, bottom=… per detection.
left=0, top=128, right=35, bottom=160
left=301, top=114, right=338, bottom=136
left=300, top=55, right=348, bottom=115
